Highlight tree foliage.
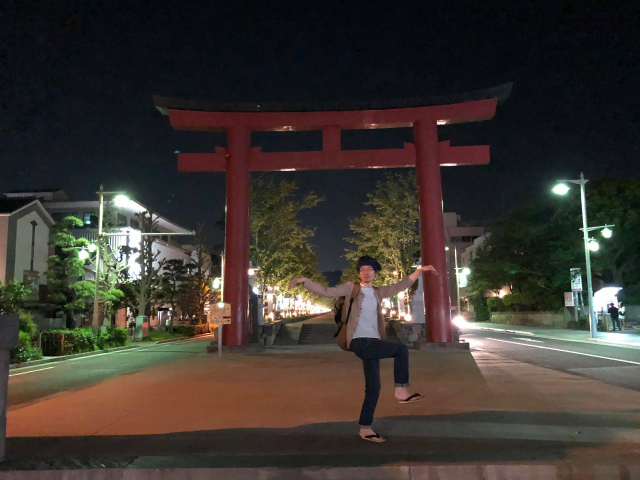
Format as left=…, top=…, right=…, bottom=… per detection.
left=46, top=216, right=94, bottom=327
left=344, top=171, right=419, bottom=286
left=130, top=211, right=165, bottom=320
left=468, top=178, right=640, bottom=312
left=0, top=281, right=30, bottom=315
left=249, top=175, right=326, bottom=302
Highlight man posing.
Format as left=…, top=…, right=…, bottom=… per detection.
left=288, top=255, right=438, bottom=443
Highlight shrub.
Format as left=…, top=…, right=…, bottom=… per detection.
left=10, top=331, right=43, bottom=364
left=567, top=320, right=579, bottom=330
left=42, top=328, right=97, bottom=355
left=19, top=312, right=38, bottom=338
left=97, top=327, right=128, bottom=349
left=108, top=327, right=128, bottom=347
left=487, top=297, right=504, bottom=312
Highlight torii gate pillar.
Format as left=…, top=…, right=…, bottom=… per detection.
left=224, top=126, right=251, bottom=345
left=414, top=120, right=451, bottom=342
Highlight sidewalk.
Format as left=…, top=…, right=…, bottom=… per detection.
left=3, top=329, right=640, bottom=479
left=466, top=322, right=640, bottom=348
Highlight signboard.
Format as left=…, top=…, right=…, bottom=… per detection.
left=564, top=292, right=574, bottom=307
left=570, top=268, right=582, bottom=292
left=209, top=302, right=232, bottom=324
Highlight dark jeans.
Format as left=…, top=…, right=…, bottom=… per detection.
left=349, top=338, right=409, bottom=427
left=612, top=317, right=620, bottom=330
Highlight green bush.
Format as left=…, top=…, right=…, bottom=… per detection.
left=108, top=327, right=128, bottom=346
left=97, top=327, right=128, bottom=349
left=10, top=331, right=43, bottom=363
left=487, top=297, right=505, bottom=312
left=19, top=312, right=38, bottom=338
left=43, top=328, right=96, bottom=355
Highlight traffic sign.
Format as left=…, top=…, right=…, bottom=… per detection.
left=209, top=302, right=232, bottom=324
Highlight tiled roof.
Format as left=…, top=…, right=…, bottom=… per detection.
left=154, top=83, right=513, bottom=114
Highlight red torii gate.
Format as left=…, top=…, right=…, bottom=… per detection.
left=154, top=84, right=511, bottom=347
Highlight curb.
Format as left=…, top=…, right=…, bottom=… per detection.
left=155, top=332, right=215, bottom=344
left=9, top=345, right=139, bottom=370
left=470, top=326, right=640, bottom=348
left=10, top=333, right=217, bottom=369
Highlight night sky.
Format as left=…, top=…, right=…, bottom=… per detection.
left=2, top=2, right=638, bottom=271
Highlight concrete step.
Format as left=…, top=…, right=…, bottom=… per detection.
left=298, top=324, right=337, bottom=344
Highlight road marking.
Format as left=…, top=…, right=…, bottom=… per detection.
left=486, top=338, right=640, bottom=365
left=9, top=366, right=55, bottom=377
left=513, top=337, right=544, bottom=343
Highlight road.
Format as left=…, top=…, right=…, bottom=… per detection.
left=461, top=328, right=640, bottom=392
left=8, top=336, right=214, bottom=409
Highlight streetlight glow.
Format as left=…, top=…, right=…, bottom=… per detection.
left=588, top=239, right=600, bottom=252
left=78, top=249, right=89, bottom=260
left=462, top=267, right=471, bottom=276
left=113, top=194, right=130, bottom=208
left=601, top=227, right=612, bottom=238
left=87, top=243, right=97, bottom=252
left=552, top=184, right=570, bottom=195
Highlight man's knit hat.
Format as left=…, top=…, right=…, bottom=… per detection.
left=356, top=255, right=382, bottom=272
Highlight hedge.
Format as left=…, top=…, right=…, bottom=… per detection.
left=10, top=331, right=43, bottom=364
left=41, top=327, right=127, bottom=356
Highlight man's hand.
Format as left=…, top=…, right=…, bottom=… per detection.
left=288, top=277, right=306, bottom=289
left=416, top=265, right=438, bottom=276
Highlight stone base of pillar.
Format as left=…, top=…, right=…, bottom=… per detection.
left=413, top=340, right=470, bottom=351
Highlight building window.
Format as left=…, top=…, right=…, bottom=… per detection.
left=83, top=212, right=97, bottom=226
left=130, top=218, right=140, bottom=230
left=116, top=213, right=128, bottom=227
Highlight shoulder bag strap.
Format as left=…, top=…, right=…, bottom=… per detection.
left=344, top=282, right=361, bottom=325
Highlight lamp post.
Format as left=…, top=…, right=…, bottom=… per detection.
left=452, top=245, right=470, bottom=317
left=91, top=186, right=130, bottom=332
left=553, top=173, right=614, bottom=338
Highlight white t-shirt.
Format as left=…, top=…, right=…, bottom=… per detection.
left=352, top=286, right=380, bottom=339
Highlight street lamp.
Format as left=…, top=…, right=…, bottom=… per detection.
left=92, top=185, right=130, bottom=332
left=451, top=244, right=470, bottom=316
left=553, top=172, right=614, bottom=338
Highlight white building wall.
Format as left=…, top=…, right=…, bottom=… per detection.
left=14, top=212, right=50, bottom=285
left=0, top=216, right=8, bottom=283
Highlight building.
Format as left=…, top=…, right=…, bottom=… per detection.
left=443, top=213, right=485, bottom=315
left=3, top=190, right=207, bottom=327
left=0, top=198, right=54, bottom=307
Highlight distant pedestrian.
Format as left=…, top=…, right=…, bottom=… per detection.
left=288, top=255, right=438, bottom=443
left=608, top=303, right=620, bottom=331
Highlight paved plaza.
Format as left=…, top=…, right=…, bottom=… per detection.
left=3, top=318, right=640, bottom=479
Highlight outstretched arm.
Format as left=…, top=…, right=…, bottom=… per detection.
left=288, top=277, right=353, bottom=298
left=380, top=265, right=438, bottom=298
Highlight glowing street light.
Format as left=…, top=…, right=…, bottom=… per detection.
left=78, top=249, right=90, bottom=261
left=552, top=173, right=614, bottom=338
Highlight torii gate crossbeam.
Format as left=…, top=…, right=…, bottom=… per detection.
left=154, top=84, right=510, bottom=347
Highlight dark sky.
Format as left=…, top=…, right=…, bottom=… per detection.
left=2, top=1, right=638, bottom=271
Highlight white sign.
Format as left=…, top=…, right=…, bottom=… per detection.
left=564, top=292, right=574, bottom=307
left=209, top=303, right=232, bottom=324
left=570, top=268, right=582, bottom=292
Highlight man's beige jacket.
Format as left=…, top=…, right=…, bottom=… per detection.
left=301, top=276, right=415, bottom=349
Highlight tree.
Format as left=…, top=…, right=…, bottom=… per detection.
left=559, top=178, right=640, bottom=288
left=344, top=171, right=420, bottom=286
left=89, top=207, right=128, bottom=330
left=0, top=281, right=30, bottom=315
left=249, top=176, right=326, bottom=301
left=160, top=259, right=189, bottom=322
left=468, top=205, right=580, bottom=312
left=46, top=216, right=94, bottom=328
left=131, top=211, right=165, bottom=330
left=190, top=224, right=213, bottom=323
